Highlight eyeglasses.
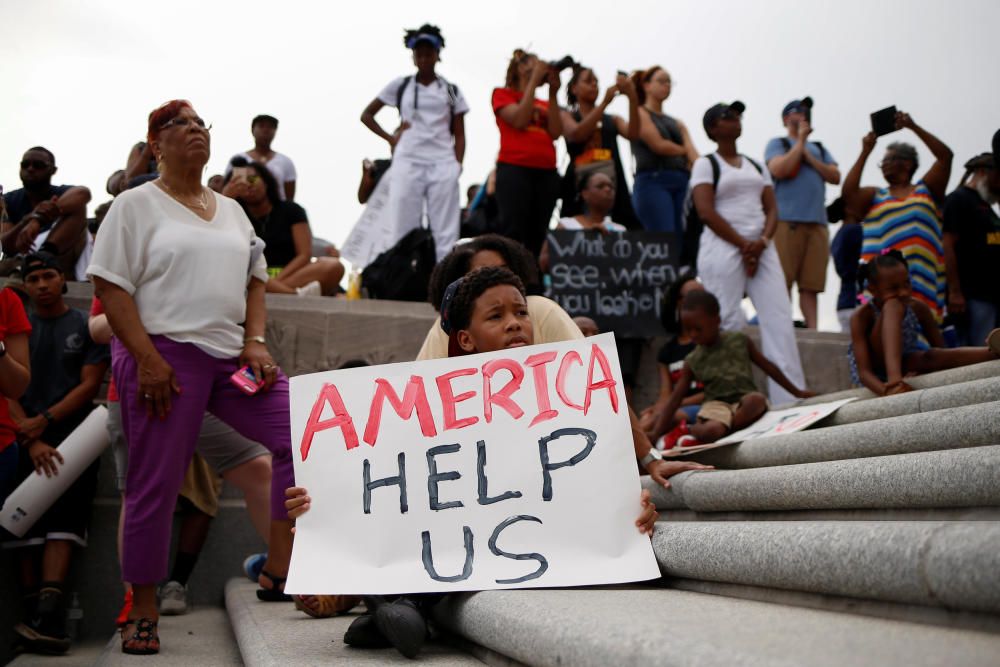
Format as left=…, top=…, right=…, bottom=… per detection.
left=160, top=116, right=212, bottom=132
left=20, top=159, right=51, bottom=170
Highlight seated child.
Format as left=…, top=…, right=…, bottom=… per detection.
left=640, top=272, right=706, bottom=442
left=284, top=266, right=658, bottom=658
left=848, top=250, right=1000, bottom=396
left=653, top=290, right=814, bottom=447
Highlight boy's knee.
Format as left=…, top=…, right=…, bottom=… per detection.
left=741, top=392, right=768, bottom=415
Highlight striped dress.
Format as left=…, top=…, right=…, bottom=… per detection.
left=861, top=181, right=945, bottom=320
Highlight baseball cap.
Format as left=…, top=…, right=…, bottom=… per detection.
left=21, top=251, right=63, bottom=279
left=703, top=101, right=746, bottom=136
left=963, top=153, right=994, bottom=170
left=782, top=96, right=814, bottom=117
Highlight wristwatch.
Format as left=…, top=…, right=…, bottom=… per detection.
left=42, top=409, right=55, bottom=423
left=640, top=448, right=663, bottom=469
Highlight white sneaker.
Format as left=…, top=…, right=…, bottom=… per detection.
left=159, top=580, right=188, bottom=616
left=295, top=280, right=322, bottom=297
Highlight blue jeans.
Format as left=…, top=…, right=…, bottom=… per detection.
left=961, top=299, right=1000, bottom=346
left=632, top=170, right=689, bottom=234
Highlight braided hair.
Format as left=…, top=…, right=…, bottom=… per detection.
left=857, top=249, right=907, bottom=292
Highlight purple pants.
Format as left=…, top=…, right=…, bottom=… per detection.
left=112, top=336, right=294, bottom=584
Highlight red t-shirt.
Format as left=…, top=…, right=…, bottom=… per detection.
left=492, top=87, right=557, bottom=170
left=89, top=297, right=118, bottom=402
left=0, top=288, right=32, bottom=450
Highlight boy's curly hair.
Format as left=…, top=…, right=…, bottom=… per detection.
left=447, top=266, right=526, bottom=333
left=679, top=289, right=720, bottom=317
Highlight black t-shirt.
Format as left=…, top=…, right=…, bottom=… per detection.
left=248, top=201, right=308, bottom=268
left=942, top=185, right=1000, bottom=303
left=23, top=308, right=109, bottom=444
left=657, top=337, right=702, bottom=397
left=3, top=185, right=73, bottom=225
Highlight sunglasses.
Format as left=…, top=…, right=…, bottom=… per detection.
left=20, top=159, right=51, bottom=170
left=160, top=116, right=212, bottom=131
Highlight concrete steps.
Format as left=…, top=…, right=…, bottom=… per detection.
left=431, top=587, right=1000, bottom=667
left=224, top=579, right=481, bottom=666
left=93, top=606, right=243, bottom=666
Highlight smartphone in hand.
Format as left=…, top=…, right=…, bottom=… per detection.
left=231, top=365, right=265, bottom=395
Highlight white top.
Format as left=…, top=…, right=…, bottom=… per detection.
left=690, top=153, right=774, bottom=238
left=87, top=182, right=269, bottom=359
left=32, top=227, right=92, bottom=281
left=558, top=217, right=627, bottom=232
left=377, top=75, right=469, bottom=163
left=226, top=151, right=297, bottom=200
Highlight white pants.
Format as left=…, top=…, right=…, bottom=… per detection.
left=387, top=157, right=461, bottom=262
left=698, top=236, right=806, bottom=405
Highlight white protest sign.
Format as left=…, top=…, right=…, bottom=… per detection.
left=286, top=333, right=659, bottom=595
left=339, top=171, right=394, bottom=269
left=662, top=398, right=857, bottom=457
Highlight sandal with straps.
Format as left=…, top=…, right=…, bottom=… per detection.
left=256, top=570, right=293, bottom=602
left=294, top=594, right=362, bottom=618
left=121, top=617, right=160, bottom=655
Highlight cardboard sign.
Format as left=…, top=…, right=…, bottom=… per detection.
left=660, top=398, right=857, bottom=457
left=285, top=333, right=659, bottom=594
left=339, top=172, right=394, bottom=269
left=545, top=230, right=678, bottom=337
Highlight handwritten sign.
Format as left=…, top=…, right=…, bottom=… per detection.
left=285, top=333, right=659, bottom=594
left=339, top=172, right=394, bottom=269
left=546, top=230, right=678, bottom=337
left=661, top=398, right=858, bottom=457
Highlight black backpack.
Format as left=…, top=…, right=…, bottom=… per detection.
left=680, top=154, right=763, bottom=269
left=361, top=228, right=437, bottom=302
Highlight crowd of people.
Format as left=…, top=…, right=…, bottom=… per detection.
left=1, top=21, right=1000, bottom=660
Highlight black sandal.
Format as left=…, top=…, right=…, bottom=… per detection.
left=121, top=617, right=160, bottom=655
left=256, top=570, right=293, bottom=602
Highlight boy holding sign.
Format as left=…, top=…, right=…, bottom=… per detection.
left=285, top=267, right=659, bottom=658
left=655, top=290, right=814, bottom=448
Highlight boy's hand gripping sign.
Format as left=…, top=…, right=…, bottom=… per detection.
left=285, top=334, right=659, bottom=594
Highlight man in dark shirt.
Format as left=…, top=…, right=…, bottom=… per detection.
left=1, top=148, right=91, bottom=279
left=4, top=252, right=108, bottom=654
left=943, top=153, right=1000, bottom=345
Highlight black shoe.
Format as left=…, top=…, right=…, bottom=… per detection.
left=343, top=613, right=391, bottom=649
left=374, top=598, right=427, bottom=659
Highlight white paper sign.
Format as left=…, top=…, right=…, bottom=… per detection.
left=286, top=333, right=659, bottom=594
left=339, top=172, right=394, bottom=269
left=1, top=406, right=109, bottom=537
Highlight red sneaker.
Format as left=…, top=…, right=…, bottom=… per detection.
left=659, top=422, right=690, bottom=451
left=116, top=589, right=133, bottom=628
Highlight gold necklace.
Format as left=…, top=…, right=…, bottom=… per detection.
left=157, top=178, right=209, bottom=211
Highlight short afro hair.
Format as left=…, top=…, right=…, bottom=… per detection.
left=447, top=266, right=526, bottom=333
left=679, top=289, right=720, bottom=317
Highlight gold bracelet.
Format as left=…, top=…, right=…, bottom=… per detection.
left=244, top=336, right=266, bottom=345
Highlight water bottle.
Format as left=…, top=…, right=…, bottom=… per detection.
left=66, top=592, right=83, bottom=641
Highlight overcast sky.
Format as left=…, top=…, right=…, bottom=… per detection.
left=3, top=0, right=997, bottom=330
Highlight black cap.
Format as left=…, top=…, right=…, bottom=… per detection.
left=703, top=101, right=746, bottom=136
left=963, top=153, right=994, bottom=171
left=21, top=251, right=62, bottom=279
left=782, top=96, right=813, bottom=117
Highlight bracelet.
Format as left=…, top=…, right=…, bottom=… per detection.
left=244, top=336, right=266, bottom=345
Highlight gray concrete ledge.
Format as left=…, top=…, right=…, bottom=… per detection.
left=645, top=446, right=1000, bottom=512
left=815, top=376, right=1000, bottom=427
left=653, top=506, right=1000, bottom=523
left=664, top=578, right=1000, bottom=635
left=433, top=587, right=1000, bottom=667
left=690, top=400, right=1000, bottom=469
left=94, top=606, right=242, bottom=666
left=224, top=579, right=479, bottom=667
left=793, top=359, right=1000, bottom=407
left=652, top=521, right=1000, bottom=613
